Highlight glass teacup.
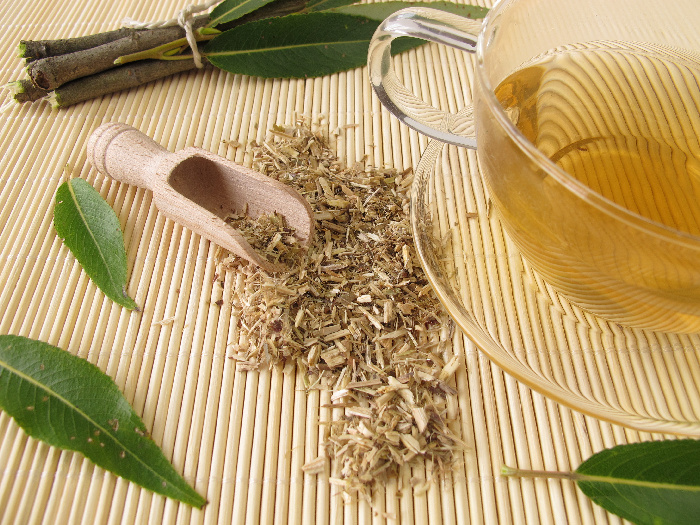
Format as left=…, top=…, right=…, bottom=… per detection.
left=368, top=0, right=700, bottom=333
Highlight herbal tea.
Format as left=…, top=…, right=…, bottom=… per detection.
left=495, top=41, right=700, bottom=236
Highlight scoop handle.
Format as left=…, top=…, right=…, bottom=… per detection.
left=87, top=123, right=169, bottom=191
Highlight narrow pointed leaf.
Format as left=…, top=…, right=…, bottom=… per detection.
left=330, top=1, right=489, bottom=21
left=575, top=440, right=700, bottom=525
left=53, top=178, right=137, bottom=310
left=0, top=335, right=206, bottom=508
left=205, top=12, right=423, bottom=78
left=208, top=0, right=278, bottom=27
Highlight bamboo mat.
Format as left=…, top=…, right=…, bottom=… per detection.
left=0, top=0, right=677, bottom=523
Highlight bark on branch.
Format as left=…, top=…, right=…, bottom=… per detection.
left=50, top=59, right=202, bottom=108
left=11, top=0, right=309, bottom=107
left=26, top=16, right=209, bottom=90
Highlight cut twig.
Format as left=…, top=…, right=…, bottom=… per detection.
left=48, top=58, right=200, bottom=108
left=26, top=19, right=208, bottom=90
left=11, top=0, right=311, bottom=106
left=5, top=79, right=49, bottom=103
left=19, top=27, right=146, bottom=61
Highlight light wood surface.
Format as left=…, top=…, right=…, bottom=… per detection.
left=0, top=0, right=665, bottom=523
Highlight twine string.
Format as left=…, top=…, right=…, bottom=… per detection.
left=122, top=0, right=222, bottom=68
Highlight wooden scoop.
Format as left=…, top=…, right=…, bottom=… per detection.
left=87, top=123, right=314, bottom=273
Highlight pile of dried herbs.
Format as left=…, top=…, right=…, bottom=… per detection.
left=225, top=211, right=303, bottom=267
left=216, top=122, right=465, bottom=494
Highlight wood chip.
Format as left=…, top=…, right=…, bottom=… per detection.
left=345, top=379, right=383, bottom=390
left=346, top=406, right=373, bottom=419
left=438, top=354, right=462, bottom=381
left=412, top=407, right=430, bottom=434
left=302, top=456, right=327, bottom=475
left=399, top=434, right=423, bottom=455
left=321, top=347, right=346, bottom=368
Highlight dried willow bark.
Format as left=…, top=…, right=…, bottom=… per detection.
left=217, top=123, right=465, bottom=493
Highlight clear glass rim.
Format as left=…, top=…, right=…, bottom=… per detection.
left=474, top=0, right=700, bottom=247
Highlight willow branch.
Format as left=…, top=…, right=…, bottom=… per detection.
left=14, top=0, right=309, bottom=105
left=115, top=31, right=219, bottom=65
left=49, top=58, right=202, bottom=108
left=20, top=28, right=144, bottom=62
left=20, top=0, right=306, bottom=62
left=5, top=79, right=50, bottom=103
left=26, top=16, right=209, bottom=90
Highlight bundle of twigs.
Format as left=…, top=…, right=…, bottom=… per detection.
left=7, top=0, right=305, bottom=108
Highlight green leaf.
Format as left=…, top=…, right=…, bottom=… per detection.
left=204, top=12, right=423, bottom=78
left=208, top=0, right=278, bottom=27
left=330, top=1, right=489, bottom=21
left=306, top=0, right=357, bottom=12
left=0, top=335, right=206, bottom=508
left=575, top=440, right=700, bottom=525
left=53, top=178, right=137, bottom=310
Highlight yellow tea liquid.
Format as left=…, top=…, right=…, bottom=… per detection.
left=494, top=41, right=700, bottom=236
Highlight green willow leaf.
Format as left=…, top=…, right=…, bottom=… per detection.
left=330, top=1, right=489, bottom=21
left=53, top=178, right=137, bottom=310
left=306, top=0, right=357, bottom=12
left=204, top=12, right=422, bottom=78
left=575, top=440, right=700, bottom=525
left=0, top=335, right=206, bottom=508
left=208, top=0, right=278, bottom=27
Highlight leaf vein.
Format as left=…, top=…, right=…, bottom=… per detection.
left=206, top=39, right=370, bottom=57
left=65, top=181, right=121, bottom=295
left=579, top=473, right=700, bottom=492
left=0, top=345, right=194, bottom=501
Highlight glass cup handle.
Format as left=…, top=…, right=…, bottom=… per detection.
left=368, top=7, right=483, bottom=149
